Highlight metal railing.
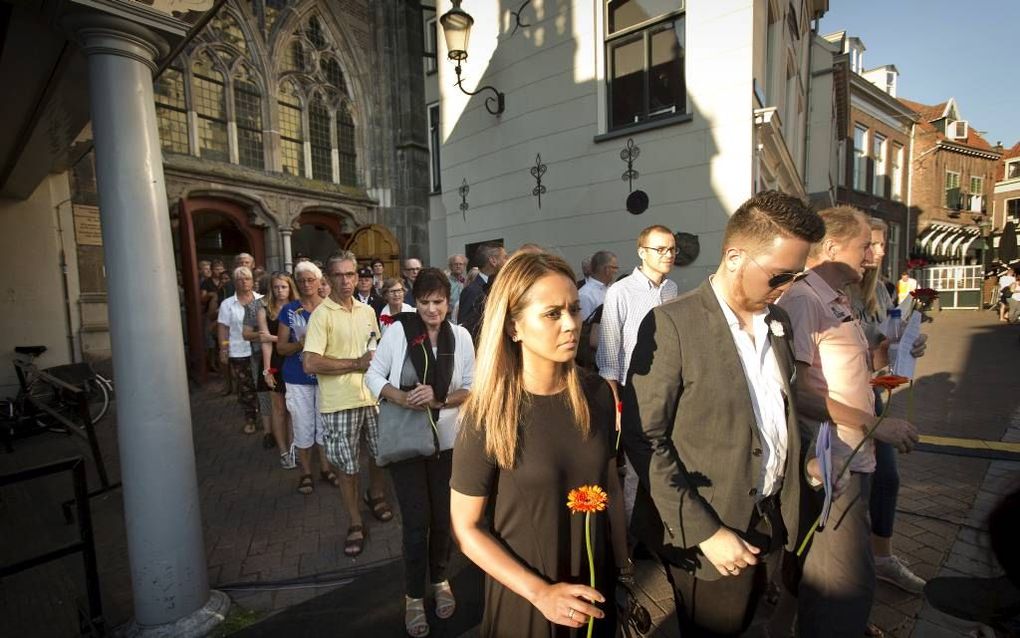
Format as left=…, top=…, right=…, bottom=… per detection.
left=0, top=456, right=106, bottom=636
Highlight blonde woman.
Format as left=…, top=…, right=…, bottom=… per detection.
left=450, top=252, right=627, bottom=637
left=245, top=272, right=299, bottom=468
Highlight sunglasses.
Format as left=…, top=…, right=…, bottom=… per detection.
left=746, top=254, right=809, bottom=289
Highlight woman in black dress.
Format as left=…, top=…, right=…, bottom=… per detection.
left=451, top=252, right=628, bottom=637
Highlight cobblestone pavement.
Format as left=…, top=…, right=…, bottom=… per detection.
left=1, top=310, right=1016, bottom=637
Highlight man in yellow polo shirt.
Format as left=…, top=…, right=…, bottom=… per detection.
left=304, top=252, right=391, bottom=558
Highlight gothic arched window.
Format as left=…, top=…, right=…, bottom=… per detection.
left=191, top=52, right=229, bottom=162
left=309, top=93, right=333, bottom=181
left=154, top=66, right=189, bottom=154
left=338, top=104, right=357, bottom=186
left=278, top=80, right=304, bottom=176
left=234, top=65, right=264, bottom=169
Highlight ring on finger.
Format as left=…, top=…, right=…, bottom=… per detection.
left=567, top=609, right=575, bottom=620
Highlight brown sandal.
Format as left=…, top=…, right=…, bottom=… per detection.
left=320, top=470, right=339, bottom=487
left=297, top=474, right=314, bottom=495
left=364, top=492, right=394, bottom=522
left=344, top=525, right=365, bottom=557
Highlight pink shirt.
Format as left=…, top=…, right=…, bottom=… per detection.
left=779, top=270, right=876, bottom=473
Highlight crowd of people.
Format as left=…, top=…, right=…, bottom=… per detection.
left=196, top=190, right=944, bottom=638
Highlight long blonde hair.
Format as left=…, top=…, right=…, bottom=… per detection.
left=850, top=217, right=889, bottom=319
left=267, top=272, right=298, bottom=320
left=460, top=252, right=590, bottom=469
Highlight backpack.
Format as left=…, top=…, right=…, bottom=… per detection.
left=575, top=305, right=603, bottom=372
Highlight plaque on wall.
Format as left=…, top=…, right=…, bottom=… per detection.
left=674, top=232, right=700, bottom=267
left=73, top=205, right=103, bottom=247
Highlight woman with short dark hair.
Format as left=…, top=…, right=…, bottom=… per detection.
left=366, top=267, right=474, bottom=637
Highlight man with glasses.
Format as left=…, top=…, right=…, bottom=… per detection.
left=622, top=191, right=828, bottom=636
left=402, top=258, right=423, bottom=306
left=303, top=252, right=392, bottom=558
left=779, top=206, right=921, bottom=638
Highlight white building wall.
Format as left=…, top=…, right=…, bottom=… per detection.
left=434, top=0, right=758, bottom=289
left=0, top=173, right=80, bottom=395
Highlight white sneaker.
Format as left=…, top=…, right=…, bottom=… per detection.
left=875, top=555, right=926, bottom=594
left=280, top=445, right=297, bottom=470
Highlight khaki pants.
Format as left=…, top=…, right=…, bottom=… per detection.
left=798, top=473, right=875, bottom=638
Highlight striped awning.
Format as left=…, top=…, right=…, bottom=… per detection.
left=916, top=223, right=982, bottom=259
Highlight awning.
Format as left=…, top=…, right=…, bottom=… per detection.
left=917, top=223, right=981, bottom=260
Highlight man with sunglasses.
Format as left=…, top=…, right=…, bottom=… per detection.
left=622, top=191, right=828, bottom=636
left=778, top=206, right=921, bottom=638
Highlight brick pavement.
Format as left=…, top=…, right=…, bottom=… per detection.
left=1, top=310, right=1016, bottom=637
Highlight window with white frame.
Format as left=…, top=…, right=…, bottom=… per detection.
left=891, top=143, right=903, bottom=201
left=871, top=133, right=886, bottom=197
left=427, top=103, right=441, bottom=193
left=885, top=221, right=901, bottom=280
left=423, top=16, right=437, bottom=75
left=1008, top=159, right=1020, bottom=180
left=944, top=170, right=961, bottom=209
left=606, top=1, right=686, bottom=131
left=969, top=176, right=984, bottom=212
left=1007, top=199, right=1020, bottom=223
left=853, top=125, right=868, bottom=191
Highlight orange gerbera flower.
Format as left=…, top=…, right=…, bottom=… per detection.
left=566, top=485, right=608, bottom=514
left=871, top=375, right=910, bottom=391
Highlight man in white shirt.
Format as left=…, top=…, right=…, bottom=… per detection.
left=579, top=250, right=618, bottom=321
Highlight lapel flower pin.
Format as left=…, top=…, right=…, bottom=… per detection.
left=769, top=320, right=785, bottom=338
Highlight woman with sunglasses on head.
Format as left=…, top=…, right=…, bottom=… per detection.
left=450, top=251, right=628, bottom=638
left=245, top=271, right=299, bottom=468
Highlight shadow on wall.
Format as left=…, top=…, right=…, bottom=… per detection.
left=441, top=0, right=725, bottom=290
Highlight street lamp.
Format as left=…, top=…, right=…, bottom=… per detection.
left=439, top=0, right=506, bottom=115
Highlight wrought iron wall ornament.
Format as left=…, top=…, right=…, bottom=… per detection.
left=459, top=178, right=470, bottom=221
left=620, top=138, right=640, bottom=192
left=510, top=0, right=532, bottom=36
left=530, top=154, right=547, bottom=209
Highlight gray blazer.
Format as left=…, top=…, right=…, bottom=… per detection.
left=622, top=280, right=807, bottom=580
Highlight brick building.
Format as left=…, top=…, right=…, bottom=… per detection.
left=992, top=142, right=1020, bottom=230
left=828, top=34, right=916, bottom=278
left=899, top=98, right=1001, bottom=265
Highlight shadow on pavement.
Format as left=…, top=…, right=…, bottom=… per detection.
left=233, top=553, right=484, bottom=638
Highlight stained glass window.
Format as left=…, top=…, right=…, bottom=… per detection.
left=154, top=66, right=189, bottom=154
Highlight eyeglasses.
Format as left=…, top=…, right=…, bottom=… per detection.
left=387, top=289, right=405, bottom=295
left=746, top=253, right=808, bottom=289
left=329, top=271, right=357, bottom=280
left=404, top=267, right=421, bottom=273
left=641, top=246, right=677, bottom=256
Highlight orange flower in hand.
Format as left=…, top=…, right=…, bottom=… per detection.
left=871, top=375, right=910, bottom=391
left=567, top=485, right=608, bottom=514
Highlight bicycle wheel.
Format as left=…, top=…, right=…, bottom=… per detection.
left=81, top=378, right=110, bottom=424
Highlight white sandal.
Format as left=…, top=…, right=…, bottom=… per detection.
left=405, top=596, right=429, bottom=637
left=432, top=580, right=456, bottom=620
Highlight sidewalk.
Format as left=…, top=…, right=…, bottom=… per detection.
left=0, top=310, right=1016, bottom=637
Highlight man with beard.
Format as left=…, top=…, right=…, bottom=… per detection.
left=779, top=206, right=921, bottom=638
left=623, top=191, right=828, bottom=636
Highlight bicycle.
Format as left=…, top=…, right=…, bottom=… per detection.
left=2, top=346, right=113, bottom=436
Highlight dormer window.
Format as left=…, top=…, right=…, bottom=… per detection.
left=947, top=120, right=969, bottom=140
left=1007, top=159, right=1020, bottom=180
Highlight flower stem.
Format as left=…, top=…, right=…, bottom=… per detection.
left=585, top=511, right=595, bottom=638
left=907, top=380, right=914, bottom=423
left=796, top=389, right=892, bottom=557
left=421, top=343, right=438, bottom=438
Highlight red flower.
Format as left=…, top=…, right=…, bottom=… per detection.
left=379, top=314, right=394, bottom=325
left=906, top=258, right=928, bottom=270
left=410, top=333, right=427, bottom=347
left=566, top=485, right=608, bottom=514
left=910, top=288, right=939, bottom=304
left=870, top=375, right=910, bottom=391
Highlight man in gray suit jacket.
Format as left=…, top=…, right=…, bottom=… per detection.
left=622, top=191, right=828, bottom=636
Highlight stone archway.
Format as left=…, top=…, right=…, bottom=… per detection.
left=293, top=210, right=350, bottom=263
left=179, top=196, right=268, bottom=384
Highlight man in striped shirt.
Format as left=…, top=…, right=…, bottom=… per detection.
left=597, top=225, right=679, bottom=521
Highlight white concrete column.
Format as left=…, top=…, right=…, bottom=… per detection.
left=280, top=227, right=294, bottom=272
left=64, top=13, right=227, bottom=636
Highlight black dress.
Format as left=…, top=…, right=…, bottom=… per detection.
left=451, top=373, right=617, bottom=638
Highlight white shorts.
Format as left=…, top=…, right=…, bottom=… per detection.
left=285, top=383, right=323, bottom=449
